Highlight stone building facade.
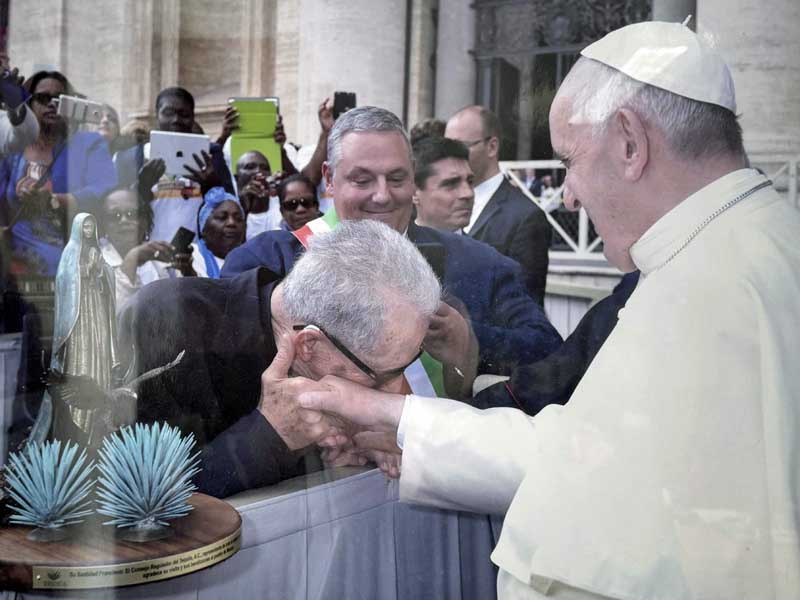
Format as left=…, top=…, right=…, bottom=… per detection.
left=6, top=0, right=798, bottom=157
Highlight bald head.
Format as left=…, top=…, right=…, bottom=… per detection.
left=445, top=105, right=501, bottom=184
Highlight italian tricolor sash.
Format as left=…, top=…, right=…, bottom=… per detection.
left=292, top=210, right=446, bottom=396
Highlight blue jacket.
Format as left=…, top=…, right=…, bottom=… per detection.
left=474, top=271, right=640, bottom=413
left=0, top=131, right=117, bottom=275
left=221, top=221, right=562, bottom=374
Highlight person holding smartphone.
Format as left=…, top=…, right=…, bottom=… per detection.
left=173, top=186, right=245, bottom=279
left=0, top=70, right=117, bottom=279
left=98, top=160, right=179, bottom=312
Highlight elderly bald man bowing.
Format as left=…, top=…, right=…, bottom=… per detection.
left=300, top=21, right=800, bottom=599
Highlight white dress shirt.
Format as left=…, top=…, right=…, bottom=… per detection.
left=246, top=198, right=283, bottom=240
left=465, top=172, right=504, bottom=234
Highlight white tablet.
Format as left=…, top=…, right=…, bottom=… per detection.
left=149, top=131, right=210, bottom=177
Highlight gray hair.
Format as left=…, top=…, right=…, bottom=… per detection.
left=326, top=106, right=412, bottom=174
left=557, top=57, right=745, bottom=161
left=281, top=220, right=441, bottom=356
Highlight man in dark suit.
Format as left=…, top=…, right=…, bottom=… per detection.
left=473, top=271, right=639, bottom=414
left=411, top=136, right=475, bottom=233
left=222, top=106, right=561, bottom=380
left=446, top=106, right=551, bottom=306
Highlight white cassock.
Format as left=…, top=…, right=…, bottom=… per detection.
left=399, top=168, right=800, bottom=599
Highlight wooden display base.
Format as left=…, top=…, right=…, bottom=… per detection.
left=0, top=493, right=241, bottom=591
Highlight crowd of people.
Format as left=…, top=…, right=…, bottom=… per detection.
left=0, top=77, right=336, bottom=304
left=0, top=17, right=798, bottom=600
left=0, top=49, right=571, bottom=468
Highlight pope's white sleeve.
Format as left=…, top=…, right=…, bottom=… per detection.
left=398, top=394, right=538, bottom=516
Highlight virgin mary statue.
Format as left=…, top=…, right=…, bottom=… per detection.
left=49, top=213, right=120, bottom=446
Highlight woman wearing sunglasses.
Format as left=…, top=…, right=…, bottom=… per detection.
left=0, top=70, right=117, bottom=278
left=277, top=174, right=322, bottom=232
left=98, top=179, right=178, bottom=313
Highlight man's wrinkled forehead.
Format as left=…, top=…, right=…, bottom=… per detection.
left=338, top=130, right=413, bottom=171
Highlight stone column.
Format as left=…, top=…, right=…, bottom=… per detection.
left=405, top=0, right=437, bottom=128
left=8, top=0, right=67, bottom=78
left=124, top=0, right=182, bottom=123
left=294, top=0, right=407, bottom=144
left=240, top=0, right=277, bottom=98
left=434, top=0, right=475, bottom=120
left=272, top=1, right=301, bottom=143
left=698, top=0, right=800, bottom=156
left=517, top=56, right=535, bottom=160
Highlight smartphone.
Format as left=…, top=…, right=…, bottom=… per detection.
left=0, top=71, right=26, bottom=110
left=170, top=227, right=195, bottom=255
left=57, top=94, right=104, bottom=124
left=416, top=242, right=447, bottom=282
left=332, top=91, right=356, bottom=120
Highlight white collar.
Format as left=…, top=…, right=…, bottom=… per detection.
left=466, top=171, right=504, bottom=233
left=630, top=169, right=769, bottom=275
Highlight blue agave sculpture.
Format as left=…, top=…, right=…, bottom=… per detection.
left=96, top=422, right=200, bottom=542
left=4, top=440, right=94, bottom=542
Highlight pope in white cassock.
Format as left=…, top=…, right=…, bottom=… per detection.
left=298, top=20, right=800, bottom=600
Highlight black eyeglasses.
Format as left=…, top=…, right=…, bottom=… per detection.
left=30, top=92, right=59, bottom=106
left=281, top=197, right=317, bottom=211
left=293, top=324, right=423, bottom=386
left=106, top=209, right=139, bottom=223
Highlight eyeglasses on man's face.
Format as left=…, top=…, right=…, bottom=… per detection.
left=292, top=324, right=423, bottom=387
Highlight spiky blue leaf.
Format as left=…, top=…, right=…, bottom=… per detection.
left=4, top=440, right=94, bottom=529
left=95, top=422, right=200, bottom=528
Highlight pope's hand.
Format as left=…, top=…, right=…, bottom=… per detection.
left=259, top=334, right=350, bottom=451
left=298, top=374, right=406, bottom=433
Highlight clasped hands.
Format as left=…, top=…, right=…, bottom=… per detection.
left=259, top=334, right=407, bottom=479
left=260, top=301, right=478, bottom=479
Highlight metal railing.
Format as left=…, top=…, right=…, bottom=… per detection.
left=500, top=156, right=800, bottom=270
left=499, top=160, right=611, bottom=272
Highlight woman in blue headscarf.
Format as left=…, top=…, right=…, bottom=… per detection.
left=177, top=186, right=245, bottom=278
